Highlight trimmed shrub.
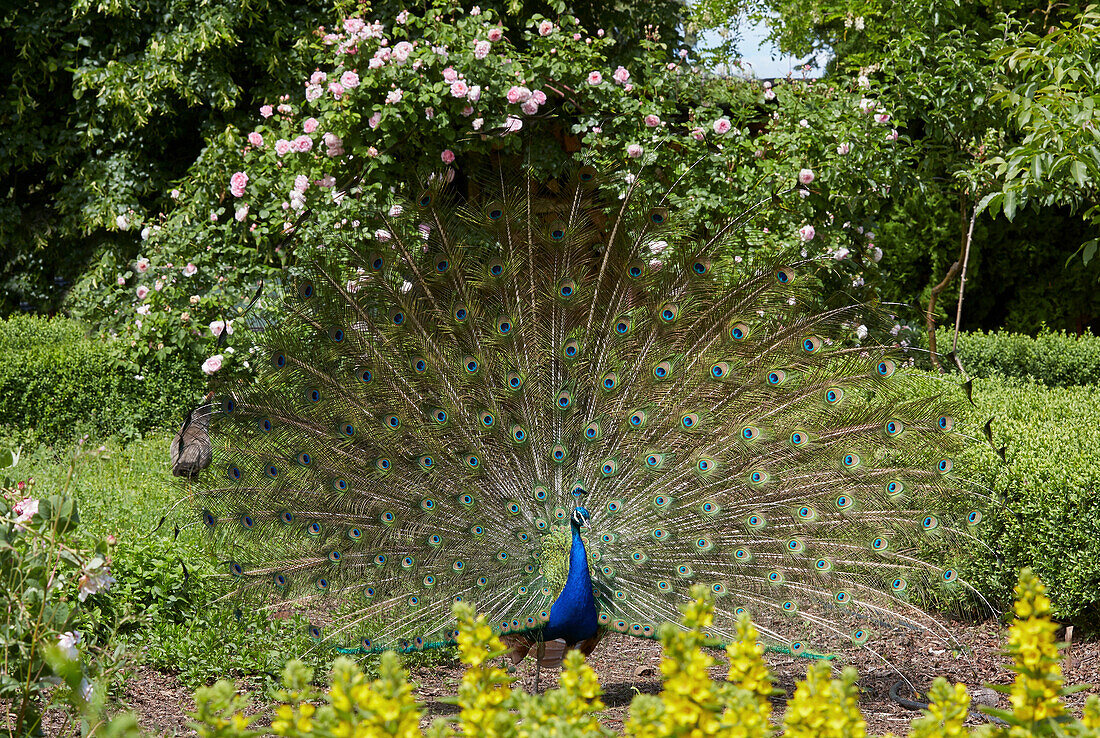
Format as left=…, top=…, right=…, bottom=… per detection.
left=949, top=374, right=1100, bottom=625
left=0, top=315, right=205, bottom=442
left=923, top=329, right=1100, bottom=387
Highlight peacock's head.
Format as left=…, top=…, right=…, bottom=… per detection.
left=571, top=506, right=591, bottom=530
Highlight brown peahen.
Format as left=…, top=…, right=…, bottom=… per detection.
left=186, top=160, right=990, bottom=670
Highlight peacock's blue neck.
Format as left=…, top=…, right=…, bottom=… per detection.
left=543, top=522, right=599, bottom=644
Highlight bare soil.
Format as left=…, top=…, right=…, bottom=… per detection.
left=37, top=619, right=1100, bottom=736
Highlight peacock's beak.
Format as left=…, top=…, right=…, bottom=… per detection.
left=580, top=518, right=591, bottom=529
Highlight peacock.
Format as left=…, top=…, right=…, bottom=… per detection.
left=186, top=159, right=991, bottom=674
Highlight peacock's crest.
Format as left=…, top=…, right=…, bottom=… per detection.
left=188, top=159, right=991, bottom=661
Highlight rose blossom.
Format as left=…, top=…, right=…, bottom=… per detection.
left=135, top=258, right=150, bottom=274
left=521, top=99, right=539, bottom=114
left=764, top=88, right=776, bottom=100
left=474, top=40, right=491, bottom=58
left=799, top=225, right=816, bottom=241
left=13, top=498, right=38, bottom=531
left=385, top=88, right=403, bottom=104
left=798, top=168, right=815, bottom=185
left=450, top=80, right=469, bottom=98
left=441, top=149, right=455, bottom=164
left=183, top=263, right=197, bottom=276
left=538, top=20, right=554, bottom=35
left=303, top=117, right=319, bottom=133
left=310, top=70, right=327, bottom=85
left=712, top=117, right=731, bottom=134
left=461, top=105, right=474, bottom=116
left=467, top=85, right=481, bottom=102
left=78, top=567, right=116, bottom=601
left=874, top=112, right=890, bottom=124
left=644, top=114, right=661, bottom=127
left=229, top=171, right=248, bottom=197
left=136, top=285, right=149, bottom=299
left=886, top=129, right=899, bottom=141
left=837, top=142, right=851, bottom=155
left=690, top=128, right=705, bottom=141
left=502, top=115, right=523, bottom=134
left=507, top=86, right=531, bottom=104
left=305, top=85, right=323, bottom=102
left=587, top=71, right=603, bottom=85
left=472, top=117, right=484, bottom=130
left=247, top=131, right=264, bottom=147
left=116, top=215, right=129, bottom=231
left=443, top=67, right=458, bottom=83
left=393, top=41, right=413, bottom=62
left=328, top=82, right=344, bottom=99
left=294, top=175, right=310, bottom=192
left=834, top=247, right=850, bottom=260
left=260, top=104, right=273, bottom=118
left=488, top=27, right=503, bottom=42
left=859, top=97, right=875, bottom=113
left=626, top=143, right=643, bottom=158
left=368, top=112, right=381, bottom=129
left=344, top=17, right=365, bottom=34
left=871, top=246, right=883, bottom=262
left=117, top=275, right=126, bottom=286
left=275, top=138, right=292, bottom=156
left=136, top=304, right=151, bottom=315
left=293, top=135, right=313, bottom=152
left=613, top=66, right=629, bottom=84
left=209, top=320, right=226, bottom=337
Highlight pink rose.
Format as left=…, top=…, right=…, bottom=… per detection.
left=328, top=82, right=345, bottom=99
left=303, top=117, right=319, bottom=133
left=690, top=128, right=705, bottom=141
left=305, top=85, right=323, bottom=102
left=487, top=27, right=503, bottom=42
left=520, top=99, right=538, bottom=115
left=393, top=41, right=413, bottom=62
left=229, top=171, right=248, bottom=197
left=474, top=40, right=491, bottom=59
left=310, top=70, right=327, bottom=85
left=368, top=57, right=383, bottom=70
left=209, top=320, right=225, bottom=337
left=443, top=67, right=458, bottom=83
left=886, top=129, right=899, bottom=141
left=613, top=66, right=629, bottom=84
left=538, top=20, right=554, bottom=36
left=293, top=135, right=313, bottom=152
left=502, top=115, right=523, bottom=134
left=644, top=114, right=661, bottom=127
left=531, top=89, right=546, bottom=105
left=712, top=117, right=731, bottom=134
left=275, top=139, right=292, bottom=156
left=507, top=86, right=531, bottom=104
left=247, top=131, right=264, bottom=147
left=260, top=105, right=273, bottom=118
left=837, top=142, right=851, bottom=155
left=343, top=18, right=365, bottom=34
left=135, top=258, right=150, bottom=274
left=136, top=285, right=149, bottom=299
left=874, top=112, right=890, bottom=124
left=368, top=112, right=381, bottom=129
left=764, top=88, right=776, bottom=100
left=385, top=89, right=403, bottom=104
left=117, top=275, right=126, bottom=285
left=626, top=143, right=643, bottom=158
left=799, top=225, right=816, bottom=241
left=859, top=98, right=875, bottom=113
left=587, top=71, right=603, bottom=85
left=461, top=105, right=474, bottom=116
left=467, top=85, right=481, bottom=102
left=201, top=354, right=224, bottom=375
left=441, top=149, right=455, bottom=164
left=834, top=247, right=851, bottom=260
left=450, top=80, right=469, bottom=98
left=183, top=262, right=197, bottom=277
left=798, top=168, right=815, bottom=185
left=294, top=174, right=310, bottom=192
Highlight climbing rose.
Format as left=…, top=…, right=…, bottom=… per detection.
left=396, top=9, right=409, bottom=23
left=116, top=215, right=129, bottom=231
left=874, top=112, right=890, bottom=124
left=209, top=320, right=226, bottom=337
left=303, top=117, right=319, bottom=133
left=837, top=142, right=851, bottom=155
left=502, top=115, right=523, bottom=134
left=712, top=117, right=731, bottom=134
left=310, top=71, right=327, bottom=85
left=441, top=149, right=455, bottom=164
left=293, top=135, right=313, bottom=152
left=450, top=80, right=469, bottom=98
left=305, top=85, right=323, bottom=102
left=487, top=27, right=503, bottom=41
left=385, top=89, right=403, bottom=104
left=393, top=41, right=413, bottom=62
left=294, top=175, right=310, bottom=192
left=275, top=139, right=292, bottom=156
left=117, top=275, right=126, bottom=285
left=798, top=168, right=815, bottom=185
left=12, top=498, right=38, bottom=531
left=328, top=82, right=344, bottom=99
left=135, top=258, right=150, bottom=273
left=886, top=129, right=899, bottom=141
left=183, top=263, right=197, bottom=276
left=247, top=131, right=264, bottom=147
left=368, top=112, right=381, bottom=129
left=507, top=86, right=531, bottom=103
left=626, top=143, right=643, bottom=158
left=690, top=128, right=705, bottom=141
left=644, top=114, right=661, bottom=127
left=443, top=67, right=458, bottom=83
left=77, top=567, right=115, bottom=601
left=136, top=285, right=149, bottom=299
left=538, top=20, right=554, bottom=35
left=260, top=105, right=273, bottom=118
left=799, top=225, right=816, bottom=241
left=230, top=171, right=248, bottom=197
left=467, top=85, right=482, bottom=101
left=474, top=40, right=491, bottom=58
left=587, top=71, right=603, bottom=85
left=613, top=66, right=629, bottom=84
left=531, top=90, right=546, bottom=105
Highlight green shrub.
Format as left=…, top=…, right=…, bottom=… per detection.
left=922, top=329, right=1100, bottom=387
left=950, top=374, right=1100, bottom=625
left=0, top=315, right=205, bottom=442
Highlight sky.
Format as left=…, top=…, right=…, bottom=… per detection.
left=696, top=15, right=830, bottom=78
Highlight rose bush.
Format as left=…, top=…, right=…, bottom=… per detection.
left=68, top=0, right=915, bottom=376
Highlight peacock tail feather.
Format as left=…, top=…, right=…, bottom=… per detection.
left=191, top=160, right=990, bottom=659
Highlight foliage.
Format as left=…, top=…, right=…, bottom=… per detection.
left=949, top=376, right=1100, bottom=624
left=986, top=4, right=1100, bottom=267
left=187, top=573, right=1097, bottom=737
left=66, top=0, right=912, bottom=374
left=0, top=444, right=135, bottom=736
left=0, top=315, right=206, bottom=443
left=921, top=328, right=1100, bottom=387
